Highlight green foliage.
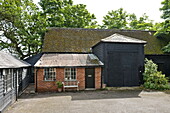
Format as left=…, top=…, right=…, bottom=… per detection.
left=154, top=21, right=170, bottom=37
left=102, top=8, right=153, bottom=30
left=143, top=59, right=158, bottom=81
left=155, top=0, right=170, bottom=53
left=160, top=0, right=170, bottom=20
left=162, top=42, right=170, bottom=53
left=143, top=59, right=170, bottom=90
left=102, top=8, right=128, bottom=29
left=0, top=0, right=98, bottom=59
left=39, top=0, right=97, bottom=28
left=144, top=72, right=170, bottom=90
left=56, top=81, right=63, bottom=88
left=0, top=0, right=46, bottom=59
left=128, top=13, right=154, bottom=30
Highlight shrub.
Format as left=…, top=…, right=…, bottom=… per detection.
left=56, top=81, right=63, bottom=88
left=143, top=59, right=157, bottom=81
left=143, top=58, right=170, bottom=90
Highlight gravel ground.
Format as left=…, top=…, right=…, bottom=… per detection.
left=4, top=90, right=170, bottom=113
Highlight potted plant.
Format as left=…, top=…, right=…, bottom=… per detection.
left=56, top=81, right=63, bottom=92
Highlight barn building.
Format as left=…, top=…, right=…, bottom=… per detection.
left=25, top=28, right=170, bottom=92
left=92, top=33, right=146, bottom=86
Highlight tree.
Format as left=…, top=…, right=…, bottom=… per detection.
left=0, top=0, right=46, bottom=59
left=102, top=8, right=128, bottom=29
left=128, top=13, right=153, bottom=30
left=155, top=0, right=170, bottom=53
left=155, top=0, right=170, bottom=36
left=0, top=0, right=98, bottom=59
left=102, top=8, right=153, bottom=30
left=160, top=0, right=170, bottom=20
left=39, top=0, right=97, bottom=28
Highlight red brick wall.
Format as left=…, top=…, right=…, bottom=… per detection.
left=95, top=67, right=102, bottom=89
left=56, top=68, right=64, bottom=81
left=77, top=68, right=85, bottom=90
left=35, top=68, right=58, bottom=92
left=35, top=67, right=101, bottom=92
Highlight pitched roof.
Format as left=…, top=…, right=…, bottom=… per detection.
left=43, top=28, right=170, bottom=55
left=0, top=51, right=31, bottom=68
left=34, top=53, right=103, bottom=67
left=101, top=33, right=146, bottom=43
left=24, top=53, right=43, bottom=66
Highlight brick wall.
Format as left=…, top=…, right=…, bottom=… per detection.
left=95, top=67, right=101, bottom=89
left=35, top=68, right=57, bottom=92
left=35, top=67, right=101, bottom=92
left=77, top=68, right=85, bottom=90
left=56, top=68, right=64, bottom=81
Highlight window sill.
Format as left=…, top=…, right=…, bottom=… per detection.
left=64, top=80, right=77, bottom=82
left=43, top=80, right=56, bottom=82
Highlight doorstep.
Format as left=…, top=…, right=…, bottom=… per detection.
left=85, top=88, right=96, bottom=90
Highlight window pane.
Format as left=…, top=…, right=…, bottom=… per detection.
left=65, top=68, right=76, bottom=81
left=3, top=69, right=13, bottom=93
left=44, top=68, right=56, bottom=81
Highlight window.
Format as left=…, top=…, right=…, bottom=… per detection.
left=65, top=68, right=76, bottom=81
left=3, top=69, right=13, bottom=93
left=12, top=69, right=16, bottom=88
left=44, top=68, right=56, bottom=81
left=0, top=69, right=2, bottom=79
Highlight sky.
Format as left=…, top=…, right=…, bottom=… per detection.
left=33, top=0, right=164, bottom=24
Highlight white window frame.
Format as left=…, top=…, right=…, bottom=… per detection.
left=3, top=69, right=13, bottom=93
left=44, top=68, right=56, bottom=81
left=64, top=68, right=77, bottom=81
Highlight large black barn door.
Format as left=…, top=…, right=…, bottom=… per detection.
left=85, top=68, right=95, bottom=88
left=107, top=52, right=138, bottom=87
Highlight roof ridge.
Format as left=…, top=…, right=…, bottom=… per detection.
left=49, top=27, right=156, bottom=32
left=101, top=33, right=147, bottom=44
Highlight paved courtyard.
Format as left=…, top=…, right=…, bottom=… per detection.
left=5, top=90, right=170, bottom=113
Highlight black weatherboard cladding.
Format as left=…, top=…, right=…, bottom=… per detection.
left=93, top=42, right=145, bottom=87
left=145, top=55, right=170, bottom=77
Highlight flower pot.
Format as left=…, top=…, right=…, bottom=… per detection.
left=58, top=88, right=62, bottom=92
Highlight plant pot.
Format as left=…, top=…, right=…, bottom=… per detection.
left=58, top=88, right=62, bottom=92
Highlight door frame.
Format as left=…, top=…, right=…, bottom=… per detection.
left=85, top=68, right=95, bottom=88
